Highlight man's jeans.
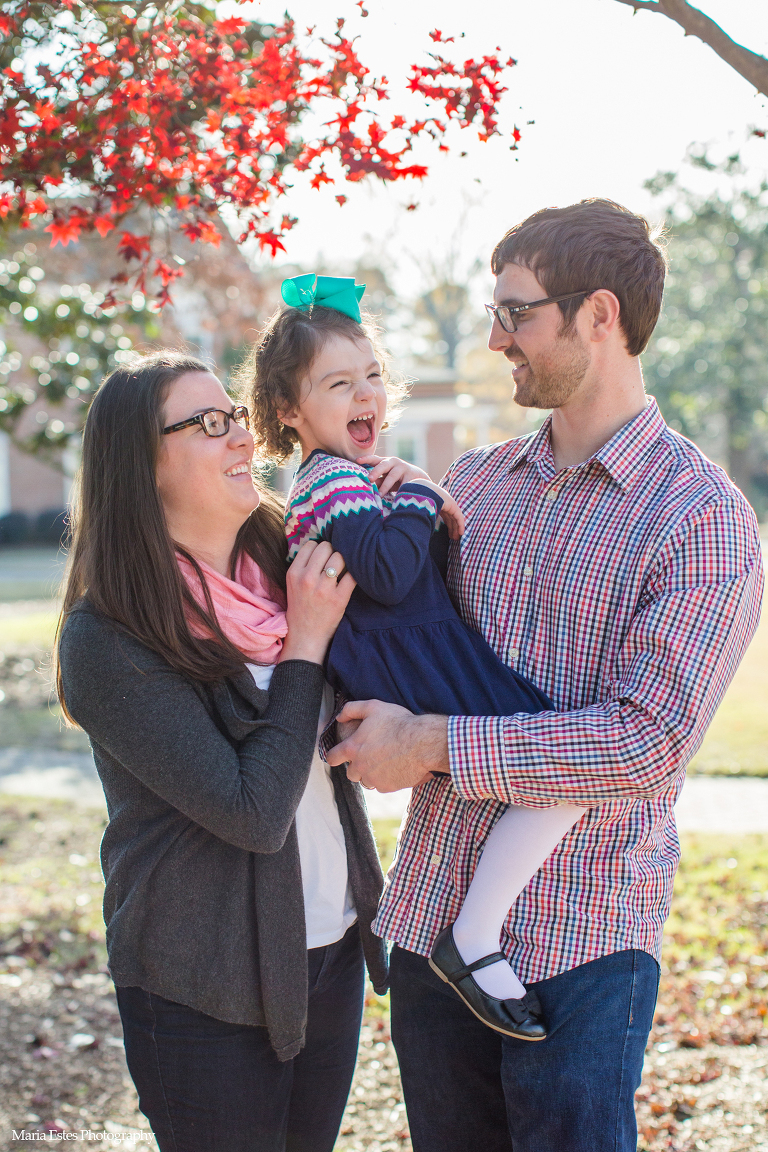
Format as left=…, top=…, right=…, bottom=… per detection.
left=116, top=924, right=364, bottom=1152
left=390, top=945, right=659, bottom=1152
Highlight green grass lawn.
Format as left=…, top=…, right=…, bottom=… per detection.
left=687, top=605, right=768, bottom=775
left=0, top=607, right=60, bottom=650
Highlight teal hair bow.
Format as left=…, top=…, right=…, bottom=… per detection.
left=281, top=274, right=365, bottom=323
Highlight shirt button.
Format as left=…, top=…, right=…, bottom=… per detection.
left=430, top=854, right=441, bottom=867
left=523, top=565, right=533, bottom=576
left=546, top=489, right=558, bottom=501
left=510, top=648, right=520, bottom=659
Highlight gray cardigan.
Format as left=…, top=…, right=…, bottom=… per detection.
left=59, top=603, right=388, bottom=1061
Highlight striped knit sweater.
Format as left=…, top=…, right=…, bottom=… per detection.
left=285, top=449, right=442, bottom=604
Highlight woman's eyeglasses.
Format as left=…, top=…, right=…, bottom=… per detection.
left=163, top=406, right=250, bottom=438
left=485, top=291, right=592, bottom=334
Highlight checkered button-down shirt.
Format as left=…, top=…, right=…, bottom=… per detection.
left=373, top=400, right=763, bottom=981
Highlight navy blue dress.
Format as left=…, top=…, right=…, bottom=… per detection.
left=284, top=450, right=554, bottom=718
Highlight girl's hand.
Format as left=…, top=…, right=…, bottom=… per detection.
left=279, top=540, right=356, bottom=666
left=409, top=480, right=466, bottom=541
left=356, top=454, right=431, bottom=496
left=356, top=454, right=465, bottom=538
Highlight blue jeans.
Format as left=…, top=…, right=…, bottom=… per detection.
left=390, top=945, right=659, bottom=1152
left=116, top=923, right=364, bottom=1152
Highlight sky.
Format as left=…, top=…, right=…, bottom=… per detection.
left=219, top=0, right=768, bottom=301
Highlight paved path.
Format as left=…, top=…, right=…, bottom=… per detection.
left=364, top=777, right=768, bottom=832
left=0, top=746, right=767, bottom=832
left=0, top=747, right=105, bottom=808
left=0, top=546, right=66, bottom=601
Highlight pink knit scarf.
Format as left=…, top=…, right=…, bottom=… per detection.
left=177, top=550, right=287, bottom=665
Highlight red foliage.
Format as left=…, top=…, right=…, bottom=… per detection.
left=118, top=231, right=152, bottom=263
left=0, top=1, right=519, bottom=305
left=44, top=216, right=84, bottom=247
left=408, top=48, right=519, bottom=145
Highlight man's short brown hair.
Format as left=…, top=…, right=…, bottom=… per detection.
left=491, top=199, right=667, bottom=356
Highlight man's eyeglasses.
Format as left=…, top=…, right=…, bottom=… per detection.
left=163, top=405, right=250, bottom=437
left=485, top=291, right=592, bottom=334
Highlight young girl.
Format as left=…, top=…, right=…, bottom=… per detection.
left=240, top=274, right=586, bottom=1042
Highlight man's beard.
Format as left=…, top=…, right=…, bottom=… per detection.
left=508, top=329, right=590, bottom=410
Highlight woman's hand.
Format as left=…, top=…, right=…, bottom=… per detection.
left=356, top=454, right=430, bottom=496
left=279, top=540, right=356, bottom=666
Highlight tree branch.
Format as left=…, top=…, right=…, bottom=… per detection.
left=613, top=0, right=768, bottom=98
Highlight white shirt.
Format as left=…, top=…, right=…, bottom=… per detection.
left=247, top=664, right=357, bottom=948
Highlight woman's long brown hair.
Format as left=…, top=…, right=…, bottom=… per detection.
left=55, top=351, right=288, bottom=723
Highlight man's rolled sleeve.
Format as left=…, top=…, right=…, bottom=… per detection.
left=449, top=713, right=560, bottom=808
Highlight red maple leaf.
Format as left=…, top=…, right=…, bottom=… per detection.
left=256, top=231, right=287, bottom=256
left=310, top=169, right=334, bottom=189
left=93, top=215, right=115, bottom=237
left=214, top=17, right=246, bottom=36
left=197, top=219, right=221, bottom=246
left=25, top=197, right=48, bottom=217
left=32, top=100, right=61, bottom=132
left=118, top=231, right=151, bottom=261
left=44, top=217, right=83, bottom=247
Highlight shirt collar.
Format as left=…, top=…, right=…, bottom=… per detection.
left=507, top=398, right=666, bottom=492
left=507, top=418, right=553, bottom=472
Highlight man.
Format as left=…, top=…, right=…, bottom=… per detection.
left=327, top=199, right=763, bottom=1151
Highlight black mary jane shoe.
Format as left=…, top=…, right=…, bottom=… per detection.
left=429, top=924, right=548, bottom=1042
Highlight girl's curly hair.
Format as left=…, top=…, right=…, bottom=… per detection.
left=234, top=304, right=408, bottom=464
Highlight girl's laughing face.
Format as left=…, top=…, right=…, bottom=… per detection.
left=280, top=334, right=387, bottom=462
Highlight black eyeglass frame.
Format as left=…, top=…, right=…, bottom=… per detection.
left=485, top=291, right=593, bottom=334
left=162, top=405, right=250, bottom=437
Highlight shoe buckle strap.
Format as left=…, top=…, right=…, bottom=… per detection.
left=451, top=951, right=506, bottom=984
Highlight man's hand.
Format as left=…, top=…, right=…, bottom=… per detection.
left=326, top=699, right=450, bottom=792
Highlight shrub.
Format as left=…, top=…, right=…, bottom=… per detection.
left=0, top=511, right=29, bottom=545
left=0, top=509, right=69, bottom=547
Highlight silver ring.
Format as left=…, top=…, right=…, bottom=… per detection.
left=324, top=566, right=338, bottom=579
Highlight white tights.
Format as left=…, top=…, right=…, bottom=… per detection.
left=451, top=803, right=586, bottom=1000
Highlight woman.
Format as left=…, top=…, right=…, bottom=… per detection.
left=56, top=351, right=388, bottom=1152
